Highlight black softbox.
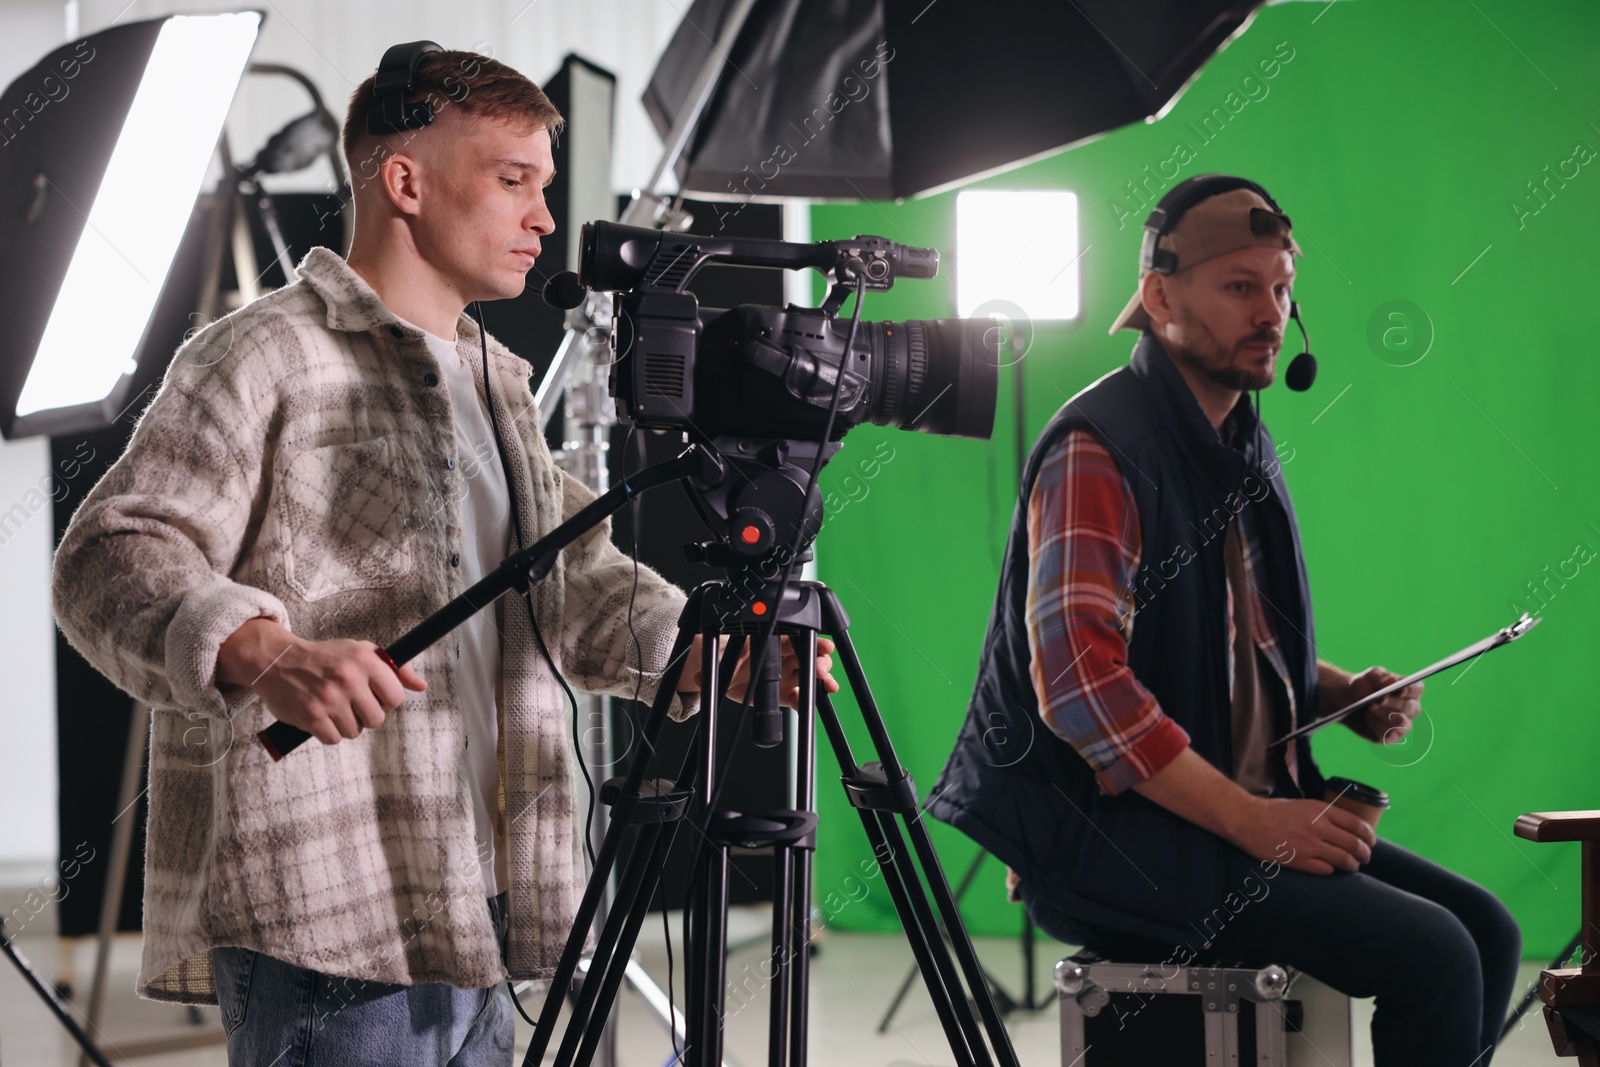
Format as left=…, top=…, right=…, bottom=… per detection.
left=644, top=0, right=1264, bottom=201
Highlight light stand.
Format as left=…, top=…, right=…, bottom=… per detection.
left=0, top=919, right=113, bottom=1067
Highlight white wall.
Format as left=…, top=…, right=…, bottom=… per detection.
left=0, top=0, right=67, bottom=870
left=79, top=0, right=685, bottom=198
left=0, top=0, right=692, bottom=867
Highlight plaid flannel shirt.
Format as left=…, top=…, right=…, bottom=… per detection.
left=1025, top=429, right=1297, bottom=796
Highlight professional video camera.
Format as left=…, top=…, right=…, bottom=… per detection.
left=554, top=221, right=998, bottom=570
left=523, top=222, right=1015, bottom=1067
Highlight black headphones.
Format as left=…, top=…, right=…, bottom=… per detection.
left=1140, top=174, right=1318, bottom=392
left=368, top=40, right=443, bottom=136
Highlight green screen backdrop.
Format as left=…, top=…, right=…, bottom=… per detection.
left=802, top=0, right=1598, bottom=959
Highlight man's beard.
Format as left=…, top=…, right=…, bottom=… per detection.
left=1167, top=313, right=1280, bottom=391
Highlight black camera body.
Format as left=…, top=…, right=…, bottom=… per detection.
left=580, top=221, right=995, bottom=445
left=567, top=220, right=996, bottom=573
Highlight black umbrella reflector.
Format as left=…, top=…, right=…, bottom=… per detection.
left=644, top=0, right=1264, bottom=201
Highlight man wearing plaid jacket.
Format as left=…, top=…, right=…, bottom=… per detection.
left=52, top=48, right=829, bottom=1065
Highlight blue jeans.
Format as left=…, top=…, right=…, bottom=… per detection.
left=1023, top=839, right=1521, bottom=1067
left=210, top=893, right=514, bottom=1067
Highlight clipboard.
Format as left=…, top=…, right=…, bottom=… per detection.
left=1269, top=613, right=1543, bottom=748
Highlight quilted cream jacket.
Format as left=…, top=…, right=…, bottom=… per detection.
left=52, top=247, right=694, bottom=1003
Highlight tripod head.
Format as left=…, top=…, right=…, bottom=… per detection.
left=681, top=435, right=834, bottom=572
left=676, top=433, right=838, bottom=747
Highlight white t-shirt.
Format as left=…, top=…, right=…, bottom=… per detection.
left=412, top=324, right=513, bottom=896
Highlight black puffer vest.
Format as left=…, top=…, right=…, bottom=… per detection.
left=927, top=333, right=1323, bottom=945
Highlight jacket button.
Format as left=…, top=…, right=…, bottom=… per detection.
left=423, top=372, right=439, bottom=388
left=446, top=456, right=456, bottom=470
left=449, top=552, right=460, bottom=567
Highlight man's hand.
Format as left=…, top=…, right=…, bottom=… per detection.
left=678, top=634, right=840, bottom=707
left=1332, top=665, right=1423, bottom=745
left=1134, top=747, right=1377, bottom=877
left=1228, top=795, right=1377, bottom=875
left=217, top=619, right=427, bottom=746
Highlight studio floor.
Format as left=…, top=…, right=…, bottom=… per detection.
left=0, top=902, right=1563, bottom=1066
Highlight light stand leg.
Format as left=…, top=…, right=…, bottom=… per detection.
left=1, top=921, right=113, bottom=1067
left=80, top=700, right=146, bottom=1067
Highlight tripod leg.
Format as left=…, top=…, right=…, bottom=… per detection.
left=880, top=850, right=988, bottom=1033
left=897, top=753, right=1022, bottom=1063
left=525, top=600, right=701, bottom=1067
left=690, top=628, right=733, bottom=1067
left=814, top=696, right=980, bottom=1067
left=873, top=807, right=991, bottom=1066
left=788, top=630, right=818, bottom=1067
left=554, top=823, right=668, bottom=1067
left=0, top=923, right=114, bottom=1067
left=817, top=590, right=1023, bottom=1067
left=573, top=830, right=672, bottom=1067
left=691, top=842, right=732, bottom=1067
left=769, top=846, right=795, bottom=1067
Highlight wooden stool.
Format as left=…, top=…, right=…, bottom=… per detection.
left=1514, top=810, right=1600, bottom=1064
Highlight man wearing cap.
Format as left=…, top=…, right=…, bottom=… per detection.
left=929, top=175, right=1520, bottom=1064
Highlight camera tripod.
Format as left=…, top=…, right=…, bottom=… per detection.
left=524, top=573, right=1020, bottom=1067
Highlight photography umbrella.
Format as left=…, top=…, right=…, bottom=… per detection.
left=643, top=0, right=1265, bottom=201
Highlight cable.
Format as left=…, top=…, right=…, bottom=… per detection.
left=618, top=427, right=688, bottom=1066
left=472, top=301, right=596, bottom=870
left=487, top=266, right=866, bottom=1047
left=472, top=306, right=696, bottom=1051
left=669, top=272, right=870, bottom=1001
left=617, top=423, right=685, bottom=1065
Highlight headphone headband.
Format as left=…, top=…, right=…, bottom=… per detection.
left=1140, top=174, right=1289, bottom=274
left=367, top=40, right=444, bottom=136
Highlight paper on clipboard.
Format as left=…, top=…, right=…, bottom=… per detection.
left=1269, top=613, right=1542, bottom=748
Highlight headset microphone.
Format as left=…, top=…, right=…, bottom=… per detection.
left=1284, top=300, right=1317, bottom=392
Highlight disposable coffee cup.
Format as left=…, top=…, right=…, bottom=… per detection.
left=1324, top=776, right=1389, bottom=830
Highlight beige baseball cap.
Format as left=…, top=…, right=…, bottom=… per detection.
left=1109, top=186, right=1302, bottom=334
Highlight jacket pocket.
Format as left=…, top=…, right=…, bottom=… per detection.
left=279, top=437, right=417, bottom=601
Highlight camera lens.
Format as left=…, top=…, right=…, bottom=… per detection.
left=870, top=319, right=998, bottom=439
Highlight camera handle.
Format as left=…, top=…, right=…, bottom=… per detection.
left=523, top=578, right=1022, bottom=1067
left=255, top=443, right=726, bottom=761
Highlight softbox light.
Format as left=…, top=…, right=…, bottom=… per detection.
left=643, top=0, right=1263, bottom=201
left=0, top=11, right=263, bottom=439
